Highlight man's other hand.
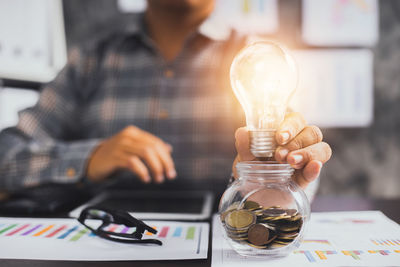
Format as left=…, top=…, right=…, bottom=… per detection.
left=87, top=126, right=176, bottom=183
left=234, top=112, right=332, bottom=188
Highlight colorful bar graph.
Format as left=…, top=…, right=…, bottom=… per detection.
left=89, top=231, right=97, bottom=237
left=34, top=224, right=54, bottom=237
left=368, top=250, right=390, bottom=255
left=58, top=226, right=78, bottom=239
left=342, top=250, right=363, bottom=260
left=315, top=251, right=326, bottom=259
left=173, top=227, right=182, bottom=237
left=294, top=249, right=400, bottom=262
left=107, top=224, right=118, bottom=233
left=371, top=239, right=400, bottom=246
left=22, top=224, right=42, bottom=236
left=315, top=250, right=337, bottom=260
left=158, top=226, right=169, bottom=238
left=70, top=228, right=89, bottom=241
left=186, top=227, right=195, bottom=240
left=0, top=224, right=17, bottom=235
left=120, top=226, right=130, bottom=234
left=146, top=227, right=157, bottom=236
left=6, top=224, right=30, bottom=236
left=0, top=221, right=205, bottom=247
left=46, top=225, right=67, bottom=238
left=294, top=250, right=316, bottom=262
left=302, top=239, right=331, bottom=245
left=0, top=218, right=206, bottom=259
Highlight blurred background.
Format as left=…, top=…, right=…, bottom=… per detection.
left=0, top=0, right=399, bottom=198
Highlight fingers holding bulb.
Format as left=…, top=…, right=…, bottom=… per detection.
left=276, top=112, right=307, bottom=145
left=275, top=125, right=323, bottom=162
left=286, top=142, right=332, bottom=169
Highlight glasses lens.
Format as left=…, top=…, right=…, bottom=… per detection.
left=86, top=209, right=113, bottom=221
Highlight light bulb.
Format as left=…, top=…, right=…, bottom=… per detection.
left=230, top=41, right=298, bottom=158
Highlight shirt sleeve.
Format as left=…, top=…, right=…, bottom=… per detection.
left=0, top=48, right=101, bottom=191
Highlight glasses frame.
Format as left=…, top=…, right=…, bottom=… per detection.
left=77, top=206, right=162, bottom=245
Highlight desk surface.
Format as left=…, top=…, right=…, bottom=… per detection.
left=1, top=196, right=399, bottom=267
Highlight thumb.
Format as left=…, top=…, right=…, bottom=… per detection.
left=235, top=127, right=256, bottom=161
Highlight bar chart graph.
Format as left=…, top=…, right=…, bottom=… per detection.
left=0, top=217, right=209, bottom=261
left=0, top=220, right=201, bottom=243
left=213, top=211, right=400, bottom=266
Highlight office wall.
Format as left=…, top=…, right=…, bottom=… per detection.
left=62, top=0, right=400, bottom=197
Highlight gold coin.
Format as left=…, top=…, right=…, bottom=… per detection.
left=278, top=231, right=299, bottom=238
left=227, top=202, right=240, bottom=210
left=226, top=228, right=248, bottom=235
left=263, top=206, right=281, bottom=210
left=279, top=225, right=300, bottom=232
left=288, top=214, right=302, bottom=222
left=286, top=209, right=298, bottom=216
left=226, top=210, right=255, bottom=229
left=269, top=242, right=286, bottom=249
left=276, top=236, right=296, bottom=241
left=230, top=236, right=248, bottom=241
left=273, top=240, right=291, bottom=245
left=243, top=201, right=260, bottom=210
left=220, top=202, right=242, bottom=223
left=247, top=242, right=268, bottom=249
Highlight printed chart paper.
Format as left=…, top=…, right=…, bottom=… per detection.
left=302, top=0, right=379, bottom=46
left=0, top=218, right=209, bottom=261
left=212, top=211, right=400, bottom=266
left=0, top=0, right=66, bottom=82
left=291, top=49, right=374, bottom=128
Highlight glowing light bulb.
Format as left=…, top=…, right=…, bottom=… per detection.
left=230, top=41, right=298, bottom=158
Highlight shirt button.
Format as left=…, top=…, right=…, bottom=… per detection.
left=158, top=109, right=169, bottom=119
left=164, top=69, right=174, bottom=78
left=66, top=168, right=76, bottom=178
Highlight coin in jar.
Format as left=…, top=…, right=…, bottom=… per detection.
left=261, top=208, right=287, bottom=217
left=278, top=230, right=299, bottom=239
left=286, top=209, right=298, bottom=216
left=247, top=223, right=276, bottom=246
left=243, top=200, right=260, bottom=210
left=225, top=210, right=255, bottom=229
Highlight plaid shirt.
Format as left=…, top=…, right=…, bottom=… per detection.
left=0, top=14, right=245, bottom=191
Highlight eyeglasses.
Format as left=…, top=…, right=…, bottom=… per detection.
left=77, top=206, right=162, bottom=245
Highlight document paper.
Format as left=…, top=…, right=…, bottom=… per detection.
left=212, top=211, right=400, bottom=266
left=0, top=218, right=209, bottom=261
left=0, top=0, right=66, bottom=82
left=302, top=0, right=379, bottom=46
left=291, top=49, right=374, bottom=128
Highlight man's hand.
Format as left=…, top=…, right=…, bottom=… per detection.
left=234, top=112, right=332, bottom=188
left=87, top=126, right=176, bottom=183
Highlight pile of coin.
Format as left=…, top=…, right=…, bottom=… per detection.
left=220, top=201, right=303, bottom=249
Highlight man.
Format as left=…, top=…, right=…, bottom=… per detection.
left=0, top=0, right=331, bottom=195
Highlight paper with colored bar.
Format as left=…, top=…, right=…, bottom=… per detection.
left=0, top=218, right=209, bottom=261
left=212, top=211, right=400, bottom=266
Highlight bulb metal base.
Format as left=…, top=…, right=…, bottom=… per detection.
left=249, top=130, right=277, bottom=158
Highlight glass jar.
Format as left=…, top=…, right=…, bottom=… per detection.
left=219, top=161, right=310, bottom=258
